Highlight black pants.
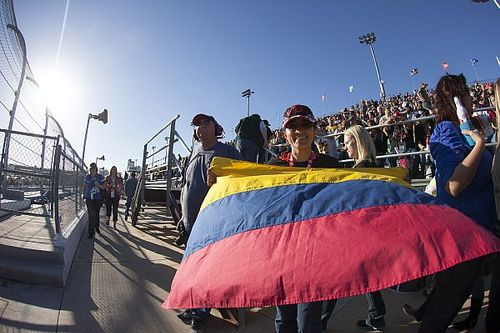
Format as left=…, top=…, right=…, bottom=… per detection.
left=415, top=257, right=484, bottom=333
left=486, top=253, right=500, bottom=333
left=86, top=199, right=103, bottom=236
left=106, top=196, right=119, bottom=221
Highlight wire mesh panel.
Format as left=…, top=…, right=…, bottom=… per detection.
left=0, top=0, right=22, bottom=132
left=0, top=0, right=87, bottom=235
left=0, top=129, right=56, bottom=217
left=56, top=145, right=86, bottom=233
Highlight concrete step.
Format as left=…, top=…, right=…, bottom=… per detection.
left=0, top=255, right=65, bottom=287
left=0, top=240, right=64, bottom=264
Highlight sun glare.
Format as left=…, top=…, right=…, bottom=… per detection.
left=37, top=67, right=79, bottom=118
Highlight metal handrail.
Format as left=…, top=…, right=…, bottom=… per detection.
left=272, top=106, right=496, bottom=146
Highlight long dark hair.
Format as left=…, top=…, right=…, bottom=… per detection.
left=434, top=74, right=482, bottom=130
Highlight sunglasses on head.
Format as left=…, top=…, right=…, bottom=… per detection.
left=193, top=119, right=212, bottom=127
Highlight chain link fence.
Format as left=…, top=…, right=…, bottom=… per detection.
left=0, top=0, right=87, bottom=235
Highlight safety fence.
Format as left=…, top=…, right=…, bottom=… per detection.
left=0, top=0, right=86, bottom=236
left=0, top=129, right=86, bottom=234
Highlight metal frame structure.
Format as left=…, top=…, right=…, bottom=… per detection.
left=131, top=115, right=192, bottom=226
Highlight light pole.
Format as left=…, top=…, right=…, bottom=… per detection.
left=470, top=58, right=480, bottom=82
left=95, top=155, right=105, bottom=165
left=82, top=109, right=108, bottom=166
left=410, top=68, right=418, bottom=92
left=1, top=24, right=28, bottom=169
left=241, top=89, right=254, bottom=117
left=359, top=32, right=386, bottom=100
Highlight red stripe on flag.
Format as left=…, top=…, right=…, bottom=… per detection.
left=164, top=204, right=500, bottom=309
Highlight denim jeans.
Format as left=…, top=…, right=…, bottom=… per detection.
left=275, top=301, right=323, bottom=333
left=236, top=139, right=260, bottom=163
left=125, top=197, right=132, bottom=218
left=366, top=291, right=386, bottom=323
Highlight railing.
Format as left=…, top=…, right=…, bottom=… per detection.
left=131, top=115, right=191, bottom=225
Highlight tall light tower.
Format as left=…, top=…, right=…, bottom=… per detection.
left=241, top=89, right=254, bottom=117
left=359, top=32, right=386, bottom=100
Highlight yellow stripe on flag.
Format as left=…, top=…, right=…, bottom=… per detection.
left=201, top=157, right=410, bottom=210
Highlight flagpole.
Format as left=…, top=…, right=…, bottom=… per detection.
left=321, top=95, right=325, bottom=117
left=471, top=60, right=479, bottom=82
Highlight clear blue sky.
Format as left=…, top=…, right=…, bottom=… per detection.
left=13, top=0, right=500, bottom=171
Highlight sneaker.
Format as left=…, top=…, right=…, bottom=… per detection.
left=191, top=317, right=204, bottom=333
left=402, top=304, right=421, bottom=322
left=177, top=310, right=193, bottom=323
left=356, top=317, right=385, bottom=330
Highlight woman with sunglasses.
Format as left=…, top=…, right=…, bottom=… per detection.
left=267, top=104, right=339, bottom=333
left=83, top=162, right=106, bottom=239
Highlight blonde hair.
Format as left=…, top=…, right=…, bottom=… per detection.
left=344, top=125, right=377, bottom=166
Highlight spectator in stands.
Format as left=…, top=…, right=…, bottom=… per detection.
left=486, top=78, right=500, bottom=333
left=417, top=82, right=432, bottom=111
left=316, top=122, right=339, bottom=159
left=259, top=119, right=274, bottom=163
left=104, top=166, right=123, bottom=230
left=82, top=163, right=106, bottom=239
left=267, top=104, right=339, bottom=333
left=402, top=74, right=496, bottom=333
left=176, top=113, right=242, bottom=332
left=234, top=113, right=267, bottom=162
left=124, top=172, right=137, bottom=221
left=322, top=125, right=386, bottom=331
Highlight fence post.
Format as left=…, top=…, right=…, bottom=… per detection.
left=164, top=119, right=176, bottom=208
left=52, top=143, right=62, bottom=235
left=140, top=143, right=148, bottom=211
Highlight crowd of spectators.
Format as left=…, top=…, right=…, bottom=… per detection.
left=267, top=81, right=496, bottom=177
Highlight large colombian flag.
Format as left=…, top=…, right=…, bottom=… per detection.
left=164, top=157, right=500, bottom=309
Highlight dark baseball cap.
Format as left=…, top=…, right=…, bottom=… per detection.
left=282, top=104, right=316, bottom=128
left=191, top=113, right=217, bottom=126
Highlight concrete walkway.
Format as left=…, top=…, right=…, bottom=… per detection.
left=0, top=206, right=492, bottom=332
